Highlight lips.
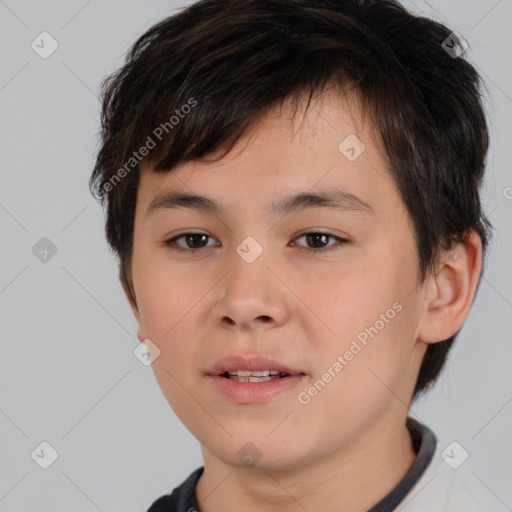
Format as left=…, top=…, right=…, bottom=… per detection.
left=208, top=355, right=306, bottom=377
left=209, top=373, right=306, bottom=403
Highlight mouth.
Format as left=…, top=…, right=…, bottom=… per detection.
left=208, top=355, right=305, bottom=380
left=207, top=355, right=307, bottom=403
left=220, top=370, right=292, bottom=382
left=209, top=372, right=306, bottom=403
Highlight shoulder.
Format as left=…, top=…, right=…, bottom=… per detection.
left=146, top=494, right=176, bottom=512
left=146, top=467, right=203, bottom=512
left=400, top=426, right=508, bottom=512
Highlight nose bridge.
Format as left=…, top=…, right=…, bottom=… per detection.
left=212, top=238, right=289, bottom=328
left=227, top=240, right=274, bottom=305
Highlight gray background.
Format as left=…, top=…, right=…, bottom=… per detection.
left=0, top=0, right=511, bottom=510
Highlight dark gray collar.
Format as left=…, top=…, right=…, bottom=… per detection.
left=368, top=417, right=437, bottom=511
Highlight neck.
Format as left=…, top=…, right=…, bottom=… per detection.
left=195, top=414, right=416, bottom=512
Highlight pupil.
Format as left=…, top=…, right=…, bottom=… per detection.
left=307, top=233, right=328, bottom=248
left=187, top=234, right=208, bottom=248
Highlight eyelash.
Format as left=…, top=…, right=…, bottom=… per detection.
left=163, top=231, right=350, bottom=253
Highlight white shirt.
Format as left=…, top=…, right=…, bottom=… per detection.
left=397, top=420, right=510, bottom=511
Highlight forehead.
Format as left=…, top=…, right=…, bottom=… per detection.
left=137, top=89, right=398, bottom=218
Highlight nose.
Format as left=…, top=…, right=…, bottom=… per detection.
left=210, top=253, right=291, bottom=331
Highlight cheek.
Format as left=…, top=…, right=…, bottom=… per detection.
left=296, top=312, right=416, bottom=442
left=135, top=254, right=200, bottom=334
left=135, top=267, right=206, bottom=424
left=303, top=262, right=402, bottom=341
left=305, top=265, right=419, bottom=396
left=133, top=264, right=206, bottom=388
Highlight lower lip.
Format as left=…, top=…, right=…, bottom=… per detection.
left=208, top=374, right=307, bottom=403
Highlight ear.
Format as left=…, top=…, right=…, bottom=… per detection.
left=120, top=272, right=146, bottom=343
left=417, top=231, right=483, bottom=344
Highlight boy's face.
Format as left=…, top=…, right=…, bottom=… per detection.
left=128, top=90, right=431, bottom=469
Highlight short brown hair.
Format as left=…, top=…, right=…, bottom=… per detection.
left=90, top=0, right=492, bottom=398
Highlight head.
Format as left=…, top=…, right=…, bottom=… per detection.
left=90, top=0, right=491, bottom=469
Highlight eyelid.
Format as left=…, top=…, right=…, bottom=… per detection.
left=291, top=232, right=350, bottom=252
left=163, top=230, right=350, bottom=253
left=163, top=231, right=218, bottom=250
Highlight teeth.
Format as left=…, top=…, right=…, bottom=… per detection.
left=249, top=376, right=272, bottom=382
left=228, top=375, right=275, bottom=382
left=251, top=370, right=270, bottom=377
left=226, top=370, right=273, bottom=377
left=222, top=369, right=293, bottom=383
left=224, top=370, right=290, bottom=382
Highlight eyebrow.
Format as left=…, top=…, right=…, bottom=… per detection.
left=146, top=188, right=375, bottom=217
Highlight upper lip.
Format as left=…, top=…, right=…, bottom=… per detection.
left=208, top=355, right=306, bottom=376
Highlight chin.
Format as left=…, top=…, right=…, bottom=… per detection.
left=209, top=436, right=312, bottom=472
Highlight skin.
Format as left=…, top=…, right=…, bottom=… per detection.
left=124, top=88, right=482, bottom=512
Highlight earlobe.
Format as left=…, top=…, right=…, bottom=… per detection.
left=417, top=231, right=483, bottom=344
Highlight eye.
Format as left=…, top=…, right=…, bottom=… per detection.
left=164, top=232, right=218, bottom=251
left=163, top=231, right=349, bottom=253
left=291, top=232, right=349, bottom=252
